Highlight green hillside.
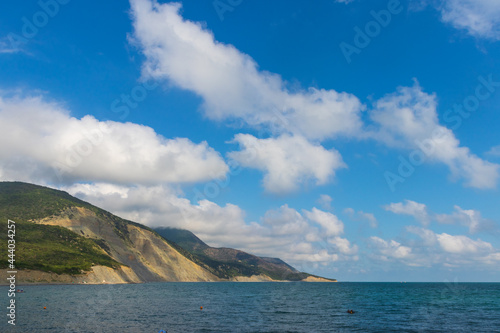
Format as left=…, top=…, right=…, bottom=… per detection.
left=0, top=182, right=226, bottom=278
left=0, top=182, right=121, bottom=274
left=155, top=227, right=313, bottom=281
left=0, top=181, right=148, bottom=242
left=0, top=182, right=335, bottom=282
left=0, top=220, right=120, bottom=274
left=155, top=227, right=209, bottom=253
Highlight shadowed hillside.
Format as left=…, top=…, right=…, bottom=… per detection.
left=155, top=227, right=336, bottom=281
left=0, top=182, right=336, bottom=283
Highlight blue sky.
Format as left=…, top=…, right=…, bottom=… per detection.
left=1, top=0, right=500, bottom=281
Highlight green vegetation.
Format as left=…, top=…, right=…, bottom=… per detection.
left=191, top=253, right=267, bottom=279
left=0, top=181, right=152, bottom=243
left=155, top=227, right=314, bottom=281
left=154, top=227, right=209, bottom=253
left=0, top=182, right=122, bottom=275
left=0, top=182, right=336, bottom=281
left=0, top=182, right=96, bottom=222
left=0, top=219, right=120, bottom=275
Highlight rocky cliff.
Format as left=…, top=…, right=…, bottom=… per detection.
left=0, top=182, right=336, bottom=284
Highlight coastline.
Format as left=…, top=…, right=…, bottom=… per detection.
left=0, top=268, right=337, bottom=285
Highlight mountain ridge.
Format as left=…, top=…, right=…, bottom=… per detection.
left=0, top=181, right=336, bottom=283
left=155, top=227, right=314, bottom=281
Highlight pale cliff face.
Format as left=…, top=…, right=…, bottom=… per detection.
left=32, top=207, right=220, bottom=283
left=0, top=266, right=141, bottom=284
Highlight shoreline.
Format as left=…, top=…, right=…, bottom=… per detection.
left=0, top=268, right=337, bottom=285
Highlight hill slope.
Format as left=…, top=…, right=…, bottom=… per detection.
left=0, top=182, right=336, bottom=283
left=155, top=227, right=336, bottom=281
left=0, top=182, right=218, bottom=283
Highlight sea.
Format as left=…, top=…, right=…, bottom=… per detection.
left=1, top=282, right=499, bottom=332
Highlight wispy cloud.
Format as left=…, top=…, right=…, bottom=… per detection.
left=318, top=194, right=333, bottom=210
left=436, top=0, right=500, bottom=40
left=369, top=237, right=412, bottom=260
left=344, top=208, right=378, bottom=228
left=372, top=83, right=499, bottom=189
left=130, top=0, right=498, bottom=192
left=0, top=40, right=21, bottom=54
left=385, top=200, right=495, bottom=234
left=384, top=200, right=430, bottom=225
left=129, top=0, right=365, bottom=142
left=370, top=228, right=500, bottom=267
left=486, top=145, right=500, bottom=157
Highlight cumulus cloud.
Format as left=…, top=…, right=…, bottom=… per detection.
left=344, top=207, right=378, bottom=228
left=261, top=205, right=356, bottom=257
left=372, top=83, right=499, bottom=189
left=437, top=0, right=500, bottom=40
left=64, top=183, right=357, bottom=265
left=0, top=94, right=228, bottom=185
left=369, top=237, right=412, bottom=260
left=317, top=194, right=333, bottom=210
left=435, top=205, right=496, bottom=234
left=436, top=233, right=493, bottom=254
left=408, top=227, right=495, bottom=257
left=66, top=182, right=268, bottom=247
left=228, top=134, right=346, bottom=193
left=371, top=228, right=500, bottom=268
left=130, top=0, right=498, bottom=192
left=384, top=200, right=430, bottom=225
left=262, top=204, right=313, bottom=237
left=386, top=200, right=493, bottom=234
left=129, top=0, right=364, bottom=142
left=406, top=225, right=438, bottom=246
left=304, top=207, right=345, bottom=236
left=328, top=236, right=359, bottom=255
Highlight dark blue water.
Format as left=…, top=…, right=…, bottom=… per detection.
left=1, top=282, right=499, bottom=332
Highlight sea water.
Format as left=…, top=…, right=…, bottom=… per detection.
left=1, top=282, right=499, bottom=332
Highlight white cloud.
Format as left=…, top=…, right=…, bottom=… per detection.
left=371, top=227, right=500, bottom=268
left=372, top=83, right=499, bottom=189
left=48, top=182, right=500, bottom=270
left=262, top=204, right=313, bottom=237
left=66, top=182, right=266, bottom=246
left=406, top=226, right=499, bottom=268
left=384, top=200, right=430, bottom=225
left=479, top=252, right=500, bottom=265
left=129, top=0, right=364, bottom=141
left=0, top=94, right=228, bottom=185
left=435, top=205, right=486, bottom=234
left=304, top=207, right=345, bottom=236
left=437, top=0, right=500, bottom=40
left=436, top=233, right=493, bottom=254
left=228, top=134, right=346, bottom=193
left=387, top=200, right=493, bottom=234
left=406, top=225, right=438, bottom=246
left=263, top=205, right=357, bottom=256
left=0, top=40, right=20, bottom=54
left=408, top=226, right=493, bottom=254
left=317, top=194, right=333, bottom=210
left=344, top=207, right=378, bottom=228
left=65, top=184, right=356, bottom=265
left=130, top=0, right=498, bottom=192
left=328, top=236, right=359, bottom=255
left=369, top=236, right=412, bottom=260
left=486, top=145, right=500, bottom=157
left=261, top=205, right=349, bottom=263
